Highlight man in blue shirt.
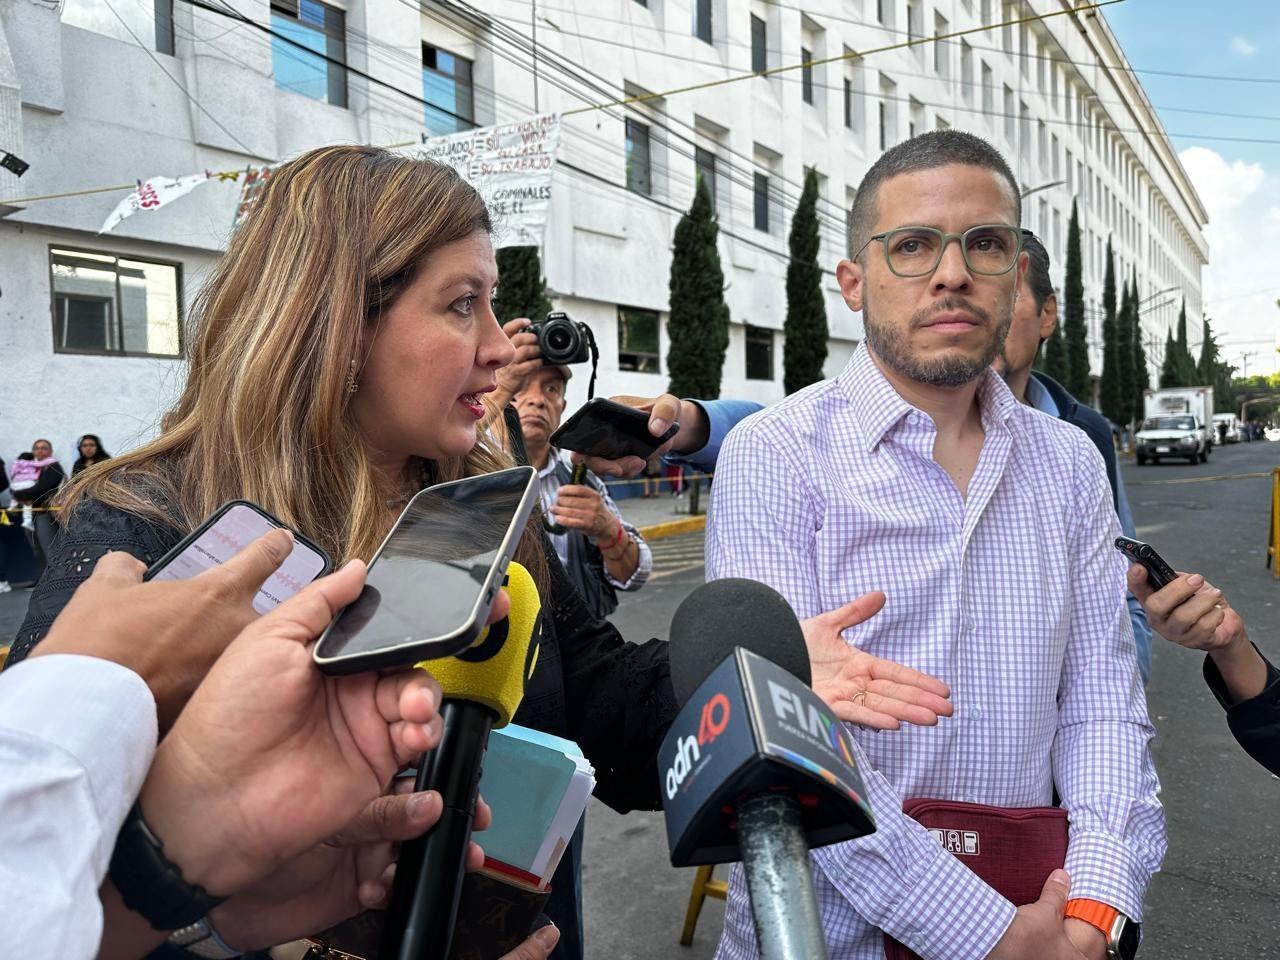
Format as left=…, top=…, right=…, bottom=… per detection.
left=582, top=233, right=1152, bottom=684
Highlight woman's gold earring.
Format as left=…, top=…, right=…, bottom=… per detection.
left=347, top=358, right=359, bottom=394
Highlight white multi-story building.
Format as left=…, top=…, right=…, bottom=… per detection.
left=0, top=0, right=1206, bottom=460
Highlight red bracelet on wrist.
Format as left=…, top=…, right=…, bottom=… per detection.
left=598, top=519, right=627, bottom=553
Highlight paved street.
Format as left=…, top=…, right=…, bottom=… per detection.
left=582, top=439, right=1280, bottom=960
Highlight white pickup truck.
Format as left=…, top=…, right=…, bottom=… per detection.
left=1137, top=387, right=1214, bottom=465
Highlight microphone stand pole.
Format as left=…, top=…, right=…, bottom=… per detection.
left=737, top=793, right=830, bottom=960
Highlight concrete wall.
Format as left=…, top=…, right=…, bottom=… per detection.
left=0, top=0, right=1209, bottom=468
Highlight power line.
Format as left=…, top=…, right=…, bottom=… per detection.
left=100, top=0, right=254, bottom=154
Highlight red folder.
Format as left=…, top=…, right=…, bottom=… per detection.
left=883, top=798, right=1069, bottom=960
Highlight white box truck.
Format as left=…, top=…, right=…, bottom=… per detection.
left=1137, top=387, right=1214, bottom=465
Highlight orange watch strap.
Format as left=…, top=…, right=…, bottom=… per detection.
left=1064, top=898, right=1121, bottom=938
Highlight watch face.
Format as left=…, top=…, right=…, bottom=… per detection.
left=1115, top=919, right=1141, bottom=960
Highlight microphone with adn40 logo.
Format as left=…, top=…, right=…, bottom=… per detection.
left=658, top=578, right=877, bottom=960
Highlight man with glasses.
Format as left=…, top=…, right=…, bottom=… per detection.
left=705, top=132, right=1162, bottom=960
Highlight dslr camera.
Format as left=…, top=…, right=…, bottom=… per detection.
left=529, top=311, right=592, bottom=366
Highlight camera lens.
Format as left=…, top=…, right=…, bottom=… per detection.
left=547, top=327, right=572, bottom=352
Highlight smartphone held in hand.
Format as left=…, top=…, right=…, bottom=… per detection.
left=549, top=397, right=678, bottom=461
left=1114, top=535, right=1177, bottom=590
left=312, top=465, right=539, bottom=675
left=145, top=500, right=332, bottom=614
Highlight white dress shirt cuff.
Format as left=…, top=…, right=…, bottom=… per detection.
left=872, top=841, right=1015, bottom=960
left=1063, top=829, right=1151, bottom=922
left=0, top=653, right=158, bottom=870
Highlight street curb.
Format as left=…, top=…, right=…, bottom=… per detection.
left=637, top=516, right=706, bottom=540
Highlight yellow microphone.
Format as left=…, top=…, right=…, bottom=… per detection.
left=415, top=560, right=542, bottom=727
left=382, top=561, right=542, bottom=959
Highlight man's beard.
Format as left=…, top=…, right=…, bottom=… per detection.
left=862, top=295, right=1012, bottom=388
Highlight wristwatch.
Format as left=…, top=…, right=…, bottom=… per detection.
left=108, top=801, right=226, bottom=931
left=168, top=918, right=242, bottom=958
left=1064, top=898, right=1140, bottom=959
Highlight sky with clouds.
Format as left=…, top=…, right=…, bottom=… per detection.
left=1105, top=0, right=1280, bottom=375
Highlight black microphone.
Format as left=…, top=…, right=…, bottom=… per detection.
left=659, top=579, right=877, bottom=960
left=378, top=562, right=542, bottom=960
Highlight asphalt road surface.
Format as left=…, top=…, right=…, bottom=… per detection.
left=580, top=439, right=1280, bottom=960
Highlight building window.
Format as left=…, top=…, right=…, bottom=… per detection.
left=1001, top=1, right=1014, bottom=52
left=981, top=61, right=994, bottom=114
left=693, top=0, right=712, bottom=44
left=961, top=40, right=973, bottom=99
left=745, top=324, right=773, bottom=380
left=270, top=0, right=347, bottom=108
left=843, top=77, right=853, bottom=128
left=625, top=118, right=652, bottom=196
left=753, top=172, right=770, bottom=232
left=801, top=47, right=814, bottom=104
left=909, top=97, right=924, bottom=139
left=879, top=74, right=897, bottom=149
left=1002, top=84, right=1014, bottom=141
left=618, top=307, right=660, bottom=373
left=934, top=13, right=949, bottom=78
left=422, top=44, right=474, bottom=137
left=50, top=247, right=182, bottom=358
left=155, top=0, right=175, bottom=54
left=751, top=14, right=767, bottom=73
left=695, top=146, right=717, bottom=208
left=907, top=0, right=922, bottom=50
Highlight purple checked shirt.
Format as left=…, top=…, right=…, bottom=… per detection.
left=706, top=344, right=1165, bottom=960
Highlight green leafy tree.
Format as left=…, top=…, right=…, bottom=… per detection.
left=783, top=169, right=828, bottom=394
left=1098, top=239, right=1123, bottom=423
left=665, top=176, right=731, bottom=399
left=494, top=246, right=554, bottom=325
left=1062, top=199, right=1090, bottom=400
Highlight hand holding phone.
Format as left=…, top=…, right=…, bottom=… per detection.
left=549, top=398, right=680, bottom=461
left=146, top=501, right=332, bottom=614
left=1114, top=536, right=1177, bottom=590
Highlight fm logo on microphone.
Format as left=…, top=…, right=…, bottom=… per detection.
left=665, top=692, right=730, bottom=800
left=767, top=680, right=855, bottom=766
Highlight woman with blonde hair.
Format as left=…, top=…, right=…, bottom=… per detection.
left=5, top=145, right=674, bottom=959
left=5, top=145, right=949, bottom=958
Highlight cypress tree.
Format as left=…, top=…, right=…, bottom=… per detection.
left=1116, top=266, right=1135, bottom=427
left=1175, top=298, right=1196, bottom=384
left=1041, top=321, right=1070, bottom=385
left=1159, top=326, right=1179, bottom=388
left=1099, top=238, right=1122, bottom=423
left=494, top=246, right=554, bottom=325
left=665, top=175, right=730, bottom=399
left=1130, top=273, right=1150, bottom=416
left=1197, top=316, right=1218, bottom=386
left=1062, top=199, right=1091, bottom=400
left=783, top=169, right=829, bottom=394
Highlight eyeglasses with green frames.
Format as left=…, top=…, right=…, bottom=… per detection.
left=855, top=224, right=1027, bottom=278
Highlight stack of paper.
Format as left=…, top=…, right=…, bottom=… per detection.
left=476, top=724, right=596, bottom=889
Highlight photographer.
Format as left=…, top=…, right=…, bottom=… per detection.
left=493, top=318, right=650, bottom=620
